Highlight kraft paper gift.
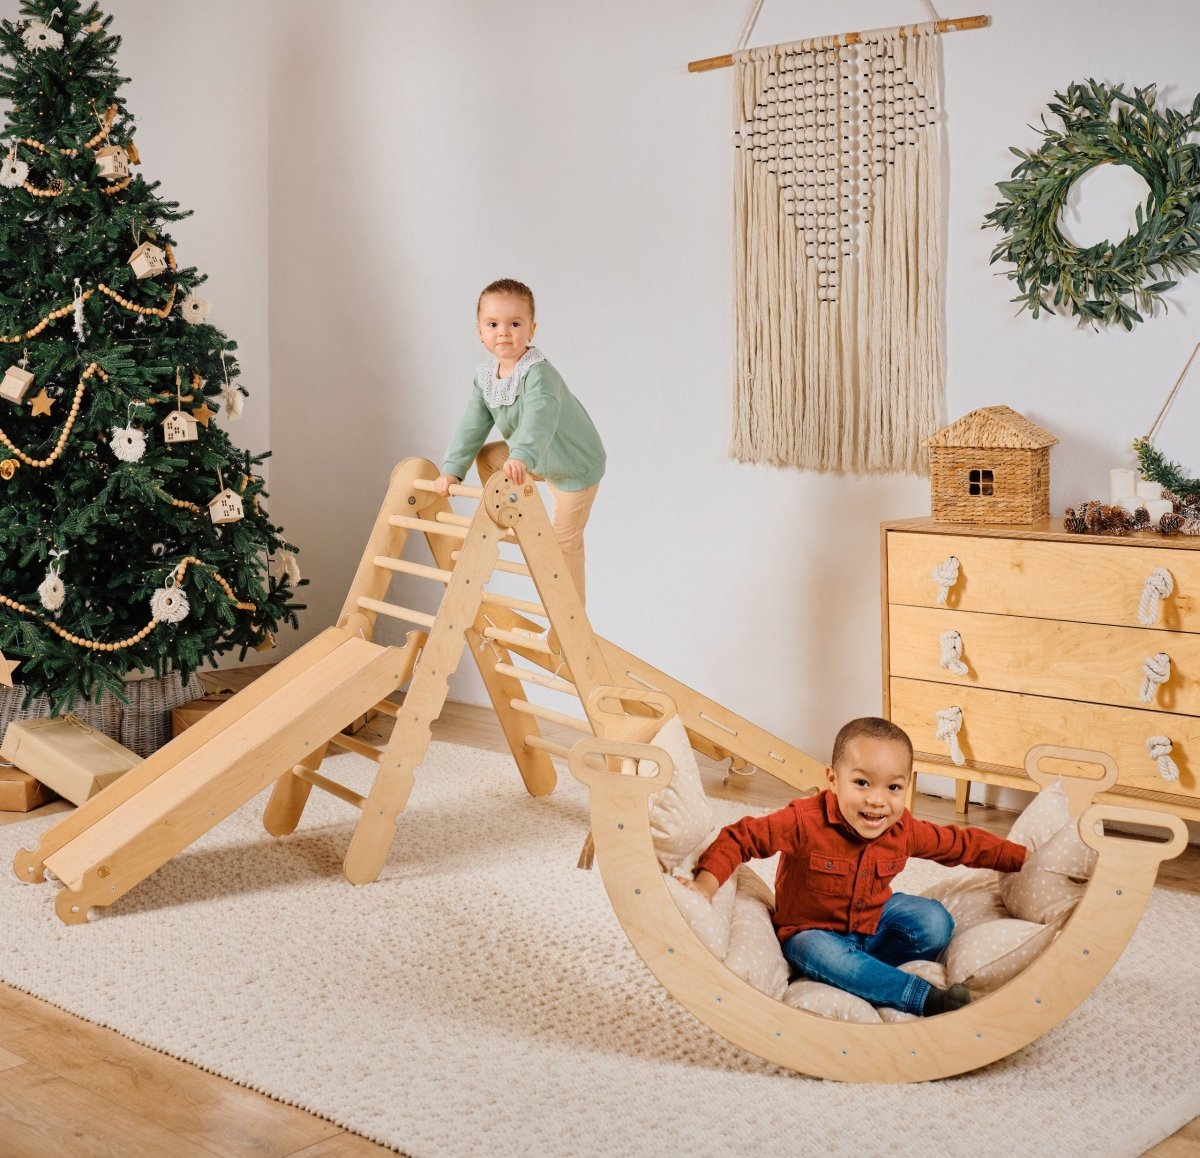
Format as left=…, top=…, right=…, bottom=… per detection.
left=0, top=716, right=141, bottom=805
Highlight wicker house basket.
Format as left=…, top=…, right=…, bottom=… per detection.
left=924, top=406, right=1057, bottom=524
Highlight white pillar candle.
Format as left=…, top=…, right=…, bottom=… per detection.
left=1110, top=468, right=1138, bottom=502
left=1117, top=494, right=1144, bottom=514
left=1143, top=498, right=1174, bottom=522
left=1137, top=480, right=1164, bottom=500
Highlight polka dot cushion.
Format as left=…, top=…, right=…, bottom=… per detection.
left=944, top=917, right=1058, bottom=994
left=723, top=866, right=790, bottom=999
left=1001, top=822, right=1097, bottom=925
left=783, top=979, right=883, bottom=1023
left=664, top=872, right=738, bottom=959
left=877, top=959, right=948, bottom=1022
left=637, top=714, right=714, bottom=875
left=920, top=866, right=1008, bottom=935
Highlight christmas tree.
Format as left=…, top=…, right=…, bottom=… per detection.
left=0, top=0, right=303, bottom=713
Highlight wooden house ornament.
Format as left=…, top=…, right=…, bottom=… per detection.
left=0, top=364, right=35, bottom=403
left=924, top=405, right=1058, bottom=524
left=94, top=144, right=130, bottom=179
left=207, top=487, right=244, bottom=525
left=162, top=409, right=199, bottom=443
left=128, top=240, right=167, bottom=279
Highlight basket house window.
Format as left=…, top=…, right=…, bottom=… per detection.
left=969, top=469, right=994, bottom=496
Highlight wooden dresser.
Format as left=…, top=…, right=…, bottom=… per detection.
left=881, top=517, right=1200, bottom=822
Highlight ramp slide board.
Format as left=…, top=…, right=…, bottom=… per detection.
left=19, top=628, right=409, bottom=923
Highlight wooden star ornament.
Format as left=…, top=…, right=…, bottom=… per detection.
left=28, top=387, right=54, bottom=416
left=191, top=401, right=217, bottom=427
left=0, top=650, right=20, bottom=687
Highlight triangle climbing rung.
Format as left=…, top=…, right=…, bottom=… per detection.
left=493, top=661, right=576, bottom=695
left=356, top=596, right=436, bottom=628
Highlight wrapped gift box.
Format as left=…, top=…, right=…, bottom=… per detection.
left=171, top=693, right=232, bottom=738
left=0, top=717, right=142, bottom=806
left=0, top=764, right=57, bottom=812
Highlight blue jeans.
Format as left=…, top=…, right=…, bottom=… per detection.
left=781, top=893, right=954, bottom=1015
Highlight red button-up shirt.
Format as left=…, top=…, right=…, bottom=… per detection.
left=696, top=789, right=1027, bottom=941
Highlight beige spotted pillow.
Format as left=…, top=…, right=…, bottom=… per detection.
left=638, top=715, right=713, bottom=874
left=920, top=867, right=1007, bottom=935
left=664, top=872, right=737, bottom=959
left=1007, top=777, right=1071, bottom=850
left=944, top=918, right=1058, bottom=994
left=1000, top=823, right=1096, bottom=925
left=723, top=866, right=789, bottom=999
left=782, top=980, right=883, bottom=1023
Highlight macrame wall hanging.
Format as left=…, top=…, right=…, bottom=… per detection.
left=691, top=10, right=989, bottom=474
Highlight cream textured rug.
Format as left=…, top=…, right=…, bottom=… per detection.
left=1, top=742, right=1199, bottom=1157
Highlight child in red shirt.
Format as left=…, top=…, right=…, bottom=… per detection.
left=680, top=717, right=1027, bottom=1016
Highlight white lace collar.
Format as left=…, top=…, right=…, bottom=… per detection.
left=477, top=346, right=545, bottom=407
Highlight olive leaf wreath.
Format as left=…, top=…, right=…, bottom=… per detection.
left=983, top=80, right=1200, bottom=330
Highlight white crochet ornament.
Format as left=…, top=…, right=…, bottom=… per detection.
left=22, top=20, right=63, bottom=52
left=179, top=293, right=211, bottom=325
left=220, top=382, right=244, bottom=418
left=109, top=424, right=147, bottom=463
left=150, top=585, right=190, bottom=623
left=37, top=571, right=65, bottom=612
left=272, top=549, right=301, bottom=585
left=0, top=150, right=29, bottom=189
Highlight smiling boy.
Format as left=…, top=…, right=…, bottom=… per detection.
left=681, top=717, right=1027, bottom=1017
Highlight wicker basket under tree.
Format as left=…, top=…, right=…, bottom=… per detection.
left=924, top=405, right=1058, bottom=524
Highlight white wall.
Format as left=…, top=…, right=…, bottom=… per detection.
left=108, top=2, right=1200, bottom=781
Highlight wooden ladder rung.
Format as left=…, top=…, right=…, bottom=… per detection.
left=453, top=549, right=531, bottom=577
left=525, top=734, right=605, bottom=771
left=510, top=699, right=591, bottom=734
left=434, top=511, right=472, bottom=529
left=481, top=591, right=546, bottom=617
left=390, top=513, right=514, bottom=540
left=356, top=596, right=436, bottom=628
left=371, top=699, right=401, bottom=718
left=373, top=556, right=452, bottom=582
left=292, top=766, right=366, bottom=809
left=411, top=477, right=483, bottom=499
left=494, top=661, right=576, bottom=695
left=483, top=625, right=555, bottom=654
left=327, top=732, right=385, bottom=761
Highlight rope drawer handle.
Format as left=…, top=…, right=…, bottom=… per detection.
left=1138, top=567, right=1174, bottom=626
left=935, top=705, right=965, bottom=766
left=1138, top=652, right=1171, bottom=704
left=931, top=556, right=960, bottom=606
left=1146, top=735, right=1180, bottom=782
left=938, top=630, right=968, bottom=676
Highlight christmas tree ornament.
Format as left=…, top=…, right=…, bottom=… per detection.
left=179, top=292, right=210, bottom=324
left=254, top=631, right=275, bottom=652
left=1, top=357, right=35, bottom=403
left=109, top=424, right=146, bottom=462
left=218, top=351, right=243, bottom=418
left=128, top=240, right=167, bottom=278
left=208, top=470, right=244, bottom=525
left=162, top=409, right=198, bottom=442
left=94, top=143, right=129, bottom=179
left=28, top=387, right=54, bottom=416
left=125, top=139, right=140, bottom=165
left=0, top=649, right=19, bottom=686
left=0, top=459, right=17, bottom=481
left=272, top=549, right=301, bottom=585
left=72, top=277, right=85, bottom=338
left=150, top=543, right=166, bottom=557
left=22, top=20, right=63, bottom=53
left=37, top=548, right=67, bottom=613
left=0, top=146, right=29, bottom=188
left=150, top=582, right=189, bottom=623
left=191, top=400, right=216, bottom=426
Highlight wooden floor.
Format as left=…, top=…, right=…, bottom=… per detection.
left=0, top=698, right=1198, bottom=1155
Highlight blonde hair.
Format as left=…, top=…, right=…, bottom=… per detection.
left=831, top=717, right=913, bottom=768
left=478, top=278, right=535, bottom=320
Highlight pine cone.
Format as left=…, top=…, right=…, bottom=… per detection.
left=1083, top=501, right=1104, bottom=531
left=1063, top=508, right=1086, bottom=534
left=1158, top=512, right=1185, bottom=535
left=1131, top=505, right=1152, bottom=530
left=1183, top=518, right=1200, bottom=536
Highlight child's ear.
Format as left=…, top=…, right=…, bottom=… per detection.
left=825, top=765, right=836, bottom=791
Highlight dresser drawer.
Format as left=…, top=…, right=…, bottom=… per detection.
left=888, top=605, right=1200, bottom=716
left=890, top=677, right=1199, bottom=804
left=886, top=531, right=1200, bottom=632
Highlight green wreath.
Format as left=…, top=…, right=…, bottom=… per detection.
left=1133, top=437, right=1200, bottom=502
left=983, top=80, right=1200, bottom=330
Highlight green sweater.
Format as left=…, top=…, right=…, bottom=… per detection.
left=442, top=359, right=606, bottom=492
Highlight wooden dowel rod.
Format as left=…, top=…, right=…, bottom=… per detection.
left=411, top=478, right=483, bottom=499
left=481, top=590, right=546, bottom=617
left=390, top=514, right=468, bottom=540
left=435, top=510, right=472, bottom=529
left=524, top=733, right=606, bottom=770
left=687, top=13, right=989, bottom=72
left=371, top=699, right=401, bottom=718
left=356, top=596, right=436, bottom=628
left=373, top=556, right=453, bottom=583
left=483, top=625, right=554, bottom=654
left=494, top=661, right=577, bottom=695
left=292, top=766, right=366, bottom=809
left=326, top=732, right=385, bottom=762
left=452, top=549, right=531, bottom=577
left=510, top=699, right=592, bottom=734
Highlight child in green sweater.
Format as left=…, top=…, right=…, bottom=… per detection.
left=434, top=278, right=606, bottom=606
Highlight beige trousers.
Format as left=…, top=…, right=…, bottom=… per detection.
left=475, top=441, right=599, bottom=607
